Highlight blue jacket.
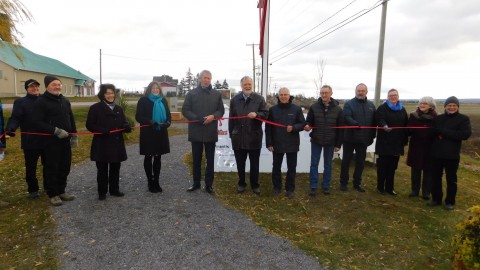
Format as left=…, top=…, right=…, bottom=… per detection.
left=343, top=97, right=376, bottom=145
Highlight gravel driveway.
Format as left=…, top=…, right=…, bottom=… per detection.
left=52, top=134, right=322, bottom=270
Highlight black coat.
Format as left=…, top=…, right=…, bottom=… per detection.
left=431, top=111, right=471, bottom=160
left=406, top=109, right=436, bottom=169
left=6, top=94, right=44, bottom=150
left=375, top=102, right=408, bottom=156
left=228, top=92, right=268, bottom=150
left=305, top=98, right=343, bottom=147
left=182, top=85, right=225, bottom=143
left=343, top=97, right=376, bottom=145
left=86, top=102, right=128, bottom=162
left=135, top=96, right=171, bottom=156
left=0, top=101, right=5, bottom=148
left=31, top=91, right=77, bottom=147
left=265, top=101, right=305, bottom=153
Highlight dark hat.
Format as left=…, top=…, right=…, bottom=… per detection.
left=24, top=79, right=40, bottom=90
left=44, top=75, right=60, bottom=87
left=444, top=96, right=459, bottom=107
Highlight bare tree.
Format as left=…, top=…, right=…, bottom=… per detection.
left=313, top=58, right=326, bottom=99
left=0, top=0, right=33, bottom=44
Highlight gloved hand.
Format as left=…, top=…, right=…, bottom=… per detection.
left=70, top=135, right=78, bottom=148
left=150, top=120, right=160, bottom=129
left=54, top=127, right=69, bottom=139
left=123, top=123, right=132, bottom=133
left=165, top=122, right=171, bottom=128
left=6, top=129, right=15, bottom=137
left=383, top=125, right=392, bottom=132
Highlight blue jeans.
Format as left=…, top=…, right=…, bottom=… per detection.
left=309, top=143, right=334, bottom=190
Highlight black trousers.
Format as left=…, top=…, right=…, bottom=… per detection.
left=191, top=142, right=215, bottom=187
left=96, top=162, right=121, bottom=196
left=411, top=167, right=431, bottom=197
left=43, top=141, right=71, bottom=198
left=23, top=149, right=45, bottom=193
left=234, top=149, right=260, bottom=189
left=376, top=155, right=400, bottom=193
left=272, top=152, right=297, bottom=192
left=431, top=158, right=459, bottom=205
left=340, top=142, right=368, bottom=187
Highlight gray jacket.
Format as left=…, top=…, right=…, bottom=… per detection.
left=182, top=85, right=225, bottom=142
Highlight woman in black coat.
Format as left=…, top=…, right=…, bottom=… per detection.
left=375, top=89, right=408, bottom=196
left=86, top=84, right=131, bottom=200
left=135, top=81, right=171, bottom=193
left=406, top=96, right=437, bottom=200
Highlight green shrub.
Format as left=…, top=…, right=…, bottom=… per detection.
left=452, top=205, right=480, bottom=270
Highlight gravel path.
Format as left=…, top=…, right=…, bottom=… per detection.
left=52, top=134, right=322, bottom=270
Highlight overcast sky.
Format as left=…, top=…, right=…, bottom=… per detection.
left=16, top=0, right=480, bottom=99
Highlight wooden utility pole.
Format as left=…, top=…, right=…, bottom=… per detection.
left=246, top=43, right=258, bottom=92
left=374, top=0, right=388, bottom=107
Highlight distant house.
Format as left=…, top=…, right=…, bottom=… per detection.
left=0, top=41, right=95, bottom=97
left=153, top=75, right=178, bottom=96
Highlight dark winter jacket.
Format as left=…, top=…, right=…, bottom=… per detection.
left=431, top=111, right=471, bottom=160
left=228, top=92, right=268, bottom=150
left=305, top=98, right=343, bottom=147
left=375, top=102, right=408, bottom=156
left=343, top=97, right=376, bottom=145
left=406, top=109, right=436, bottom=169
left=31, top=91, right=77, bottom=147
left=182, top=85, right=225, bottom=143
left=6, top=94, right=43, bottom=150
left=135, top=96, right=171, bottom=155
left=265, top=99, right=305, bottom=153
left=86, top=101, right=129, bottom=162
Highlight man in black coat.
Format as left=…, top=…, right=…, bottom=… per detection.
left=182, top=70, right=225, bottom=194
left=304, top=85, right=343, bottom=196
left=428, top=96, right=471, bottom=210
left=229, top=76, right=268, bottom=194
left=6, top=79, right=45, bottom=199
left=266, top=87, right=306, bottom=199
left=32, top=75, right=77, bottom=206
left=339, top=83, right=376, bottom=192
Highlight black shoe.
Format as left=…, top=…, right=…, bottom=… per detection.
left=354, top=185, right=366, bottom=192
left=99, top=194, right=106, bottom=201
left=377, top=189, right=386, bottom=195
left=252, top=188, right=260, bottom=195
left=340, top=185, right=348, bottom=191
left=237, top=185, right=246, bottom=193
left=286, top=191, right=294, bottom=199
left=323, top=189, right=330, bottom=195
left=409, top=192, right=419, bottom=197
left=427, top=200, right=441, bottom=207
left=205, top=186, right=214, bottom=194
left=387, top=190, right=397, bottom=196
left=187, top=185, right=201, bottom=192
left=273, top=189, right=281, bottom=196
left=444, top=204, right=455, bottom=210
left=309, top=188, right=317, bottom=197
left=422, top=195, right=430, bottom=201
left=110, top=191, right=125, bottom=197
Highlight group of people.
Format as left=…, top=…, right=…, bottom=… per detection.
left=1, top=73, right=473, bottom=210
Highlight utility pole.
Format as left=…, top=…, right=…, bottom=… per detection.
left=99, top=49, right=103, bottom=85
left=246, top=43, right=258, bottom=92
left=374, top=0, right=388, bottom=107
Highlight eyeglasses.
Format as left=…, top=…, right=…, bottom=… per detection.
left=50, top=83, right=62, bottom=87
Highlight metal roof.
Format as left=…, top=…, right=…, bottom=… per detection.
left=0, top=41, right=94, bottom=81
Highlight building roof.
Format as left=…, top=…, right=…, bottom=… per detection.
left=0, top=41, right=94, bottom=82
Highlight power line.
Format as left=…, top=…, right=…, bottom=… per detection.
left=270, top=0, right=386, bottom=64
left=271, top=0, right=361, bottom=56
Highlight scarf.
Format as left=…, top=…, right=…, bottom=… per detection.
left=385, top=100, right=403, bottom=111
left=149, top=93, right=167, bottom=130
